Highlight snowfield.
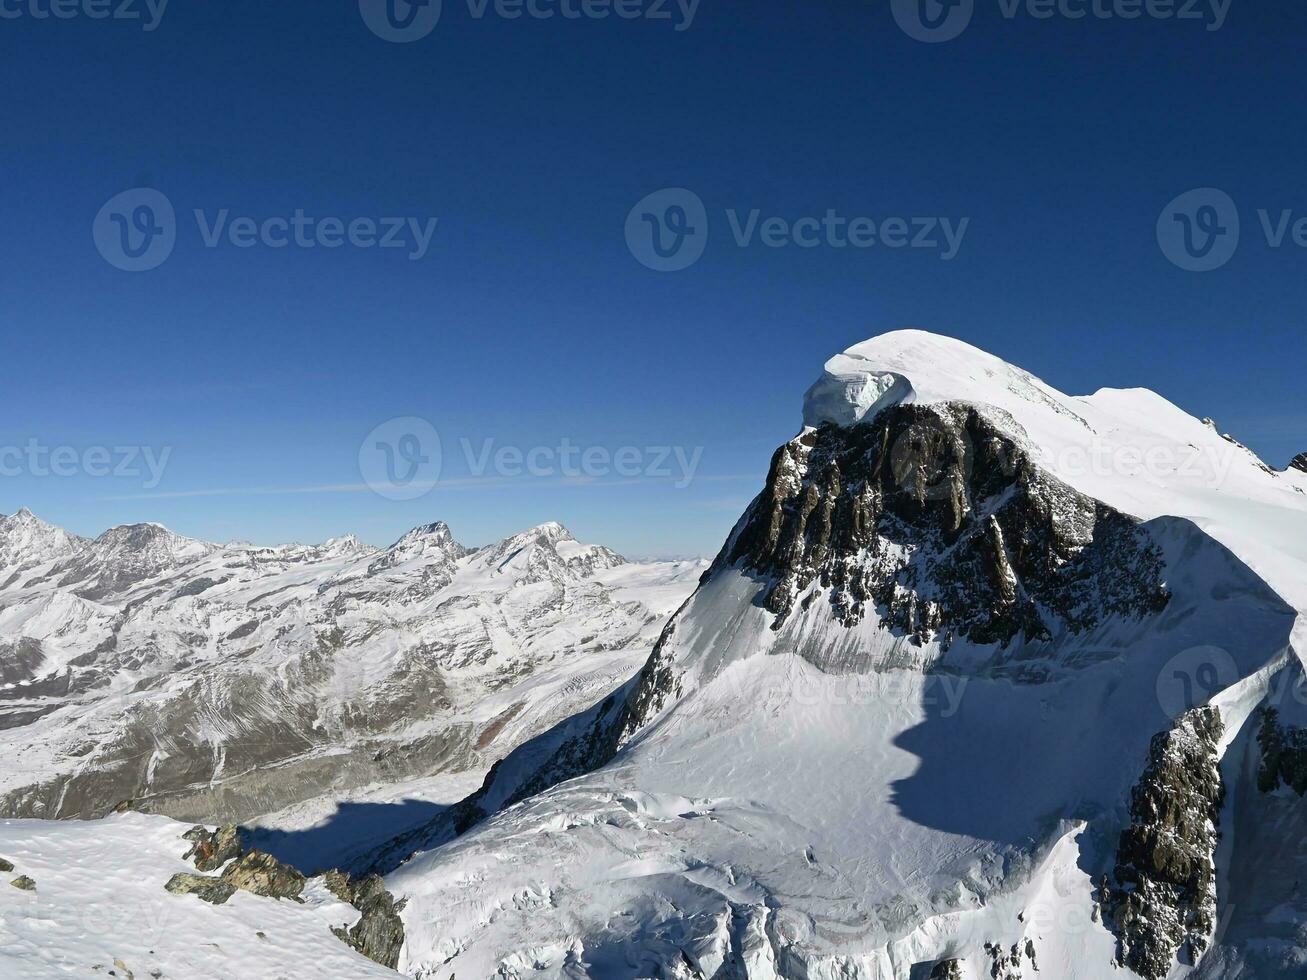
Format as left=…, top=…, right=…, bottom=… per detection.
left=0, top=812, right=397, bottom=979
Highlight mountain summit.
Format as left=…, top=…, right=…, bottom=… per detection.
left=379, top=331, right=1307, bottom=980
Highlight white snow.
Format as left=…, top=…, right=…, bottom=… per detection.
left=0, top=813, right=397, bottom=979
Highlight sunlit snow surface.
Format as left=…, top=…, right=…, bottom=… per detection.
left=0, top=812, right=398, bottom=979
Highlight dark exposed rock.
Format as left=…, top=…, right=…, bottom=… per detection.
left=0, top=857, right=12, bottom=873
left=1108, top=706, right=1225, bottom=980
left=183, top=823, right=244, bottom=872
left=325, top=870, right=406, bottom=969
left=1291, top=452, right=1307, bottom=474
left=165, top=871, right=236, bottom=905
left=1256, top=708, right=1307, bottom=794
left=322, top=868, right=354, bottom=903
left=722, top=404, right=1169, bottom=645
left=9, top=875, right=35, bottom=891
left=220, top=851, right=305, bottom=901
left=929, top=958, right=964, bottom=979
left=982, top=940, right=1036, bottom=978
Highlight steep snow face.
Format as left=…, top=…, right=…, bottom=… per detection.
left=0, top=516, right=705, bottom=832
left=385, top=331, right=1307, bottom=980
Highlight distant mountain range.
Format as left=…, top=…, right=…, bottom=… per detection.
left=0, top=509, right=705, bottom=833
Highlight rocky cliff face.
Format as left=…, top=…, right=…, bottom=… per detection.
left=1290, top=452, right=1307, bottom=475
left=1108, top=706, right=1225, bottom=980
left=1256, top=707, right=1307, bottom=795
left=721, top=403, right=1169, bottom=645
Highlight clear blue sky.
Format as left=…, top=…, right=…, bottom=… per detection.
left=1, top=1, right=1303, bottom=557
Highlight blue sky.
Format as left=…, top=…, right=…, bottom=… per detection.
left=1, top=0, right=1303, bottom=557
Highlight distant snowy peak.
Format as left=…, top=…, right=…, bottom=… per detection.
left=316, top=534, right=377, bottom=559
left=385, top=521, right=468, bottom=560
left=0, top=508, right=86, bottom=571
left=88, top=522, right=214, bottom=561
left=474, top=522, right=626, bottom=585
left=364, top=521, right=468, bottom=578
left=49, top=522, right=219, bottom=600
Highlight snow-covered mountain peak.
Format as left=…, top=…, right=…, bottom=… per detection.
left=473, top=522, right=625, bottom=584
left=380, top=333, right=1307, bottom=980
left=0, top=507, right=87, bottom=571
left=88, top=521, right=213, bottom=561
left=316, top=533, right=376, bottom=558
left=803, top=329, right=1065, bottom=429
left=1292, top=451, right=1307, bottom=474
left=387, top=520, right=464, bottom=554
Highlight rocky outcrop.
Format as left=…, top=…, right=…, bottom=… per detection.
left=1108, top=706, right=1225, bottom=980
left=928, top=958, right=964, bottom=979
left=220, top=851, right=306, bottom=901
left=9, top=875, right=35, bottom=891
left=165, top=872, right=236, bottom=905
left=1256, top=708, right=1307, bottom=794
left=167, top=828, right=304, bottom=905
left=722, top=404, right=1169, bottom=645
left=326, top=871, right=407, bottom=969
left=183, top=823, right=244, bottom=872
left=982, top=940, right=1037, bottom=978
left=0, top=857, right=12, bottom=873
left=1289, top=452, right=1307, bottom=474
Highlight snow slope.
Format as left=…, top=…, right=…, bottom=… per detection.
left=0, top=812, right=398, bottom=979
